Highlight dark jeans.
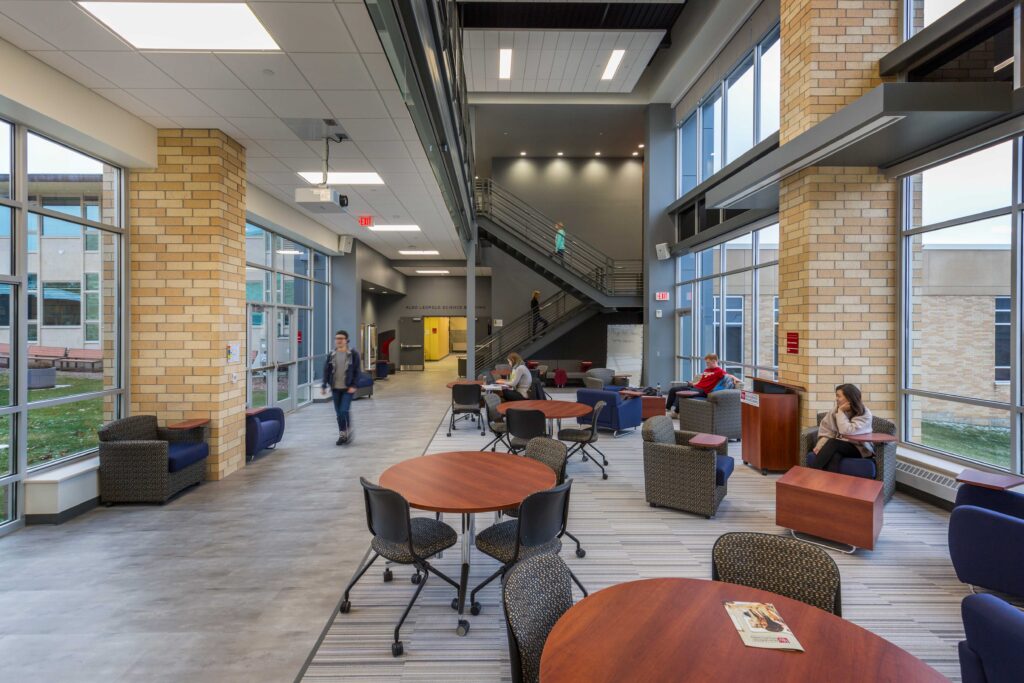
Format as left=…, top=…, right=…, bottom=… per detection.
left=666, top=385, right=707, bottom=412
left=809, top=438, right=860, bottom=472
left=502, top=388, right=527, bottom=402
left=331, top=388, right=354, bottom=432
left=531, top=312, right=549, bottom=335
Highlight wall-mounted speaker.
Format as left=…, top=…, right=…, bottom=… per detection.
left=338, top=235, right=354, bottom=254
left=655, top=242, right=671, bottom=261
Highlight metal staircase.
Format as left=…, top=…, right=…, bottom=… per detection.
left=474, top=179, right=643, bottom=310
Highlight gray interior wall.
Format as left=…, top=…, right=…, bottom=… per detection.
left=355, top=241, right=407, bottom=294
left=645, top=104, right=677, bottom=388
left=479, top=245, right=555, bottom=324
left=376, top=276, right=492, bottom=352
left=331, top=251, right=359, bottom=340
left=490, top=157, right=643, bottom=259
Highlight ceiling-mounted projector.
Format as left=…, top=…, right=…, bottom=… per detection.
left=295, top=187, right=348, bottom=214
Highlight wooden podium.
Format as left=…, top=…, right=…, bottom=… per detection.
left=741, top=377, right=802, bottom=475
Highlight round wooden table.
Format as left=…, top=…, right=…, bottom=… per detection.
left=379, top=451, right=555, bottom=635
left=540, top=578, right=946, bottom=682
left=498, top=399, right=592, bottom=432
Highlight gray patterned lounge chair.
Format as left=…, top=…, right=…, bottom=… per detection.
left=800, top=412, right=897, bottom=502
left=641, top=415, right=733, bottom=518
left=676, top=388, right=742, bottom=440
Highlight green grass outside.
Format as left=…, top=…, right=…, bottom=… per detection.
left=921, top=420, right=1011, bottom=470
left=28, top=375, right=105, bottom=468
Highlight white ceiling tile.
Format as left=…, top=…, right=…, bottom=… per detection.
left=259, top=140, right=321, bottom=158
left=66, top=51, right=177, bottom=89
left=259, top=171, right=307, bottom=186
left=124, top=89, right=218, bottom=118
left=369, top=158, right=418, bottom=174
left=255, top=89, right=331, bottom=118
left=342, top=118, right=400, bottom=142
left=379, top=90, right=411, bottom=119
left=0, top=1, right=129, bottom=51
left=393, top=118, right=419, bottom=142
left=336, top=2, right=382, bottom=54
left=141, top=115, right=178, bottom=129
left=172, top=117, right=246, bottom=140
left=355, top=140, right=409, bottom=159
left=94, top=88, right=161, bottom=118
left=144, top=53, right=246, bottom=89
left=219, top=54, right=310, bottom=90
left=227, top=117, right=301, bottom=140
left=291, top=53, right=374, bottom=90
left=0, top=18, right=53, bottom=51
left=360, top=53, right=398, bottom=91
left=248, top=156, right=292, bottom=173
left=279, top=156, right=328, bottom=172
left=319, top=90, right=389, bottom=119
left=193, top=90, right=276, bottom=118
left=249, top=2, right=356, bottom=53
left=29, top=51, right=113, bottom=88
left=309, top=139, right=365, bottom=159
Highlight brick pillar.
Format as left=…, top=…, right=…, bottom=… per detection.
left=777, top=0, right=901, bottom=425
left=128, top=129, right=247, bottom=480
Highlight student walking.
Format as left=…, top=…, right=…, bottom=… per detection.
left=530, top=290, right=549, bottom=336
left=321, top=329, right=362, bottom=445
left=554, top=222, right=566, bottom=263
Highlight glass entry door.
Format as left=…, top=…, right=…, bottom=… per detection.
left=247, top=304, right=298, bottom=411
left=273, top=307, right=298, bottom=412
left=248, top=304, right=271, bottom=408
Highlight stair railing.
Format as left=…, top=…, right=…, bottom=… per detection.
left=474, top=291, right=585, bottom=375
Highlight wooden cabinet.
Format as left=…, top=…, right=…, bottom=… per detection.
left=741, top=377, right=802, bottom=474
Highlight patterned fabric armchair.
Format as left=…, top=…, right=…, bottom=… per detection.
left=503, top=553, right=575, bottom=683
left=676, top=389, right=742, bottom=440
left=98, top=415, right=208, bottom=504
left=800, top=412, right=896, bottom=501
left=641, top=415, right=733, bottom=518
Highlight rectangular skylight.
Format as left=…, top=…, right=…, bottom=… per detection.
left=297, top=172, right=385, bottom=185
left=399, top=250, right=439, bottom=256
left=416, top=270, right=450, bottom=274
left=601, top=49, right=626, bottom=80
left=499, top=49, right=512, bottom=79
left=78, top=2, right=280, bottom=51
left=369, top=225, right=421, bottom=232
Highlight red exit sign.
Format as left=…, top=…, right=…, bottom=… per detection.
left=358, top=215, right=373, bottom=227
left=655, top=291, right=670, bottom=301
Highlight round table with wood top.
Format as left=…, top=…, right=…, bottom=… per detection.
left=379, top=451, right=556, bottom=636
left=539, top=578, right=946, bottom=683
left=498, top=399, right=593, bottom=433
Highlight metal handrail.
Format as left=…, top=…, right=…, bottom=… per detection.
left=474, top=291, right=586, bottom=374
left=474, top=179, right=643, bottom=296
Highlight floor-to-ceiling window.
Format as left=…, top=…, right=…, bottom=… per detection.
left=0, top=121, right=124, bottom=532
left=245, top=221, right=329, bottom=412
left=905, top=0, right=967, bottom=38
left=675, top=221, right=779, bottom=383
left=901, top=140, right=1016, bottom=471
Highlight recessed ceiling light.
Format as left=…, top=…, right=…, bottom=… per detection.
left=638, top=144, right=645, bottom=149
left=381, top=291, right=387, bottom=294
left=595, top=151, right=602, bottom=157
left=78, top=2, right=280, bottom=51
left=520, top=151, right=527, bottom=157
left=601, top=49, right=625, bottom=80
left=416, top=270, right=450, bottom=275
left=399, top=250, right=439, bottom=255
left=368, top=286, right=375, bottom=290
left=632, top=152, right=639, bottom=157
left=297, top=172, right=384, bottom=185
left=499, top=48, right=512, bottom=79
left=369, top=224, right=420, bottom=232
left=556, top=152, right=564, bottom=157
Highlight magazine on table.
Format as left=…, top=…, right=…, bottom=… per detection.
left=724, top=601, right=805, bottom=652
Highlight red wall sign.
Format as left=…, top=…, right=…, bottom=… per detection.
left=786, top=332, right=799, bottom=355
left=297, top=330, right=302, bottom=344
left=655, top=291, right=670, bottom=301
left=358, top=215, right=373, bottom=227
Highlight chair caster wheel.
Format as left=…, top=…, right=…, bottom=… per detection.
left=576, top=548, right=586, bottom=558
left=383, top=568, right=393, bottom=582
left=470, top=602, right=481, bottom=616
left=447, top=432, right=452, bottom=437
left=761, top=469, right=768, bottom=476
left=457, top=619, right=470, bottom=636
left=391, top=641, right=403, bottom=657
left=650, top=503, right=658, bottom=508
left=602, top=473, right=608, bottom=480
left=339, top=600, right=351, bottom=614
left=411, top=572, right=422, bottom=585
left=451, top=598, right=460, bottom=611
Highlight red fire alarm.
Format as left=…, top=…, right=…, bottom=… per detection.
left=786, top=332, right=799, bottom=354
left=358, top=215, right=373, bottom=227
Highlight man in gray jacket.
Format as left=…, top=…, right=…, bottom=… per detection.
left=321, top=330, right=361, bottom=445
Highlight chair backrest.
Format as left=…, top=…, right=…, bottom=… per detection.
left=642, top=415, right=675, bottom=445
left=537, top=364, right=549, bottom=377
left=517, top=480, right=572, bottom=551
left=872, top=415, right=895, bottom=436
left=585, top=367, right=615, bottom=385
left=961, top=593, right=1024, bottom=683
left=480, top=371, right=496, bottom=384
left=582, top=376, right=604, bottom=390
left=712, top=532, right=842, bottom=615
left=503, top=553, right=575, bottom=683
left=484, top=393, right=504, bottom=424
left=507, top=409, right=548, bottom=441
left=98, top=415, right=159, bottom=442
left=360, top=477, right=412, bottom=549
left=524, top=437, right=568, bottom=484
left=528, top=376, right=547, bottom=400
left=495, top=363, right=512, bottom=373
left=452, top=382, right=482, bottom=405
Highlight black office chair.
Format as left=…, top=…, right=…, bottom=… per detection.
left=468, top=480, right=587, bottom=615
left=503, top=553, right=575, bottom=683
left=339, top=478, right=463, bottom=656
left=558, top=400, right=609, bottom=480
left=482, top=393, right=511, bottom=452
left=528, top=375, right=549, bottom=400
left=506, top=408, right=548, bottom=453
left=449, top=383, right=485, bottom=437
left=507, top=437, right=585, bottom=558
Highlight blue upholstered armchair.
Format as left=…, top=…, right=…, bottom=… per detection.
left=959, top=593, right=1024, bottom=683
left=246, top=407, right=285, bottom=460
left=949, top=484, right=1024, bottom=599
left=575, top=388, right=641, bottom=436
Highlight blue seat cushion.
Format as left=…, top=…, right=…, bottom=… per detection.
left=805, top=452, right=877, bottom=479
left=355, top=372, right=374, bottom=388
left=258, top=419, right=281, bottom=442
left=716, top=455, right=734, bottom=486
left=167, top=441, right=209, bottom=473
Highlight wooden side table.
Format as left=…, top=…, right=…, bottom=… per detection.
left=776, top=466, right=883, bottom=552
left=688, top=433, right=727, bottom=449
left=956, top=468, right=1024, bottom=491
left=167, top=418, right=210, bottom=430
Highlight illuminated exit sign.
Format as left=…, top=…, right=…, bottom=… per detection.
left=358, top=215, right=373, bottom=227
left=655, top=291, right=670, bottom=301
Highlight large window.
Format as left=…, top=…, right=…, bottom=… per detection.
left=0, top=122, right=124, bottom=533
left=676, top=222, right=779, bottom=383
left=902, top=140, right=1015, bottom=470
left=906, top=0, right=967, bottom=38
left=676, top=24, right=780, bottom=197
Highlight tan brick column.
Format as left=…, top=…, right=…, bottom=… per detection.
left=127, top=129, right=247, bottom=480
left=777, top=0, right=900, bottom=425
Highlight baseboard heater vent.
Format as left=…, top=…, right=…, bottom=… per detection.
left=896, top=459, right=959, bottom=503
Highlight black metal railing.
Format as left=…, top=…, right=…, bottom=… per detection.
left=474, top=179, right=643, bottom=297
left=474, top=291, right=586, bottom=375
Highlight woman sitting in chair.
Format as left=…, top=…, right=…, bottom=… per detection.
left=809, top=383, right=873, bottom=472
left=501, top=352, right=532, bottom=402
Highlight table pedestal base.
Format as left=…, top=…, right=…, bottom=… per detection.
left=452, top=512, right=474, bottom=636
left=789, top=529, right=856, bottom=554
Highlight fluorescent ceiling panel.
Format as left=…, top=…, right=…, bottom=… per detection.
left=369, top=225, right=420, bottom=232
left=78, top=2, right=280, bottom=51
left=601, top=49, right=625, bottom=80
left=499, top=48, right=512, bottom=79
left=416, top=270, right=450, bottom=274
left=297, top=172, right=385, bottom=185
left=399, top=250, right=439, bottom=255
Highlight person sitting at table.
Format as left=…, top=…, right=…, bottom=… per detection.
left=501, top=352, right=532, bottom=402
left=808, top=383, right=873, bottom=472
left=666, top=353, right=740, bottom=416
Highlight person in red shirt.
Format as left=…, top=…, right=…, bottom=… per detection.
left=666, top=353, right=740, bottom=415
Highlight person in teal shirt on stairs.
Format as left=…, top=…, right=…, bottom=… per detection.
left=554, top=222, right=566, bottom=263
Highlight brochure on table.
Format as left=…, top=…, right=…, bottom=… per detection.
left=724, top=601, right=805, bottom=652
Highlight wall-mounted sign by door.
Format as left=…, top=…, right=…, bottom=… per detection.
left=786, top=332, right=799, bottom=354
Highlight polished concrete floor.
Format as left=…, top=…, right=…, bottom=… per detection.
left=0, top=356, right=461, bottom=682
